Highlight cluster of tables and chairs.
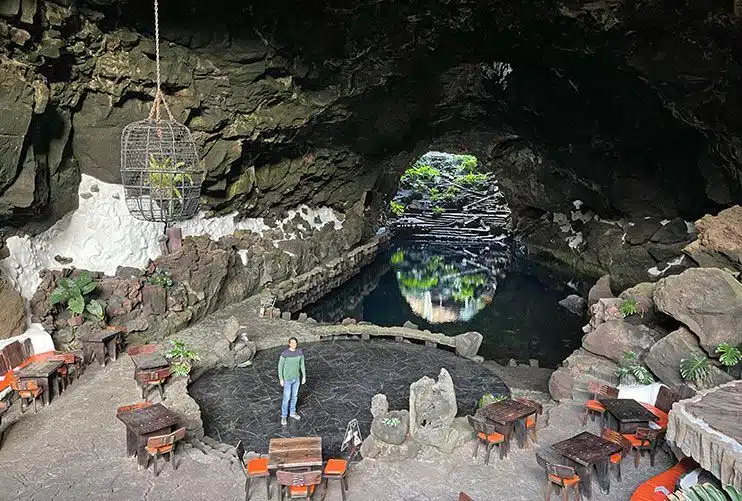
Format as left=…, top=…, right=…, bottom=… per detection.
left=535, top=382, right=679, bottom=500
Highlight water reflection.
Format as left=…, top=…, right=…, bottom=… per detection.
left=392, top=243, right=510, bottom=323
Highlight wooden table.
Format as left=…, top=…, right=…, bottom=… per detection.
left=132, top=353, right=169, bottom=371
left=116, top=403, right=180, bottom=467
left=79, top=328, right=122, bottom=367
left=552, top=431, right=623, bottom=498
left=599, top=398, right=659, bottom=434
left=476, top=398, right=537, bottom=455
left=268, top=437, right=323, bottom=470
left=15, top=360, right=64, bottom=406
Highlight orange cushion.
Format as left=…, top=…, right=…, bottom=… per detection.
left=324, top=458, right=347, bottom=476
left=549, top=474, right=580, bottom=486
left=585, top=400, right=606, bottom=412
left=247, top=457, right=269, bottom=475
left=610, top=453, right=622, bottom=464
left=640, top=403, right=669, bottom=429
left=526, top=416, right=536, bottom=428
left=623, top=434, right=646, bottom=448
left=288, top=485, right=316, bottom=496
left=630, top=457, right=698, bottom=501
left=476, top=431, right=505, bottom=443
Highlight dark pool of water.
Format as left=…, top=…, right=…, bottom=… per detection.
left=302, top=241, right=587, bottom=368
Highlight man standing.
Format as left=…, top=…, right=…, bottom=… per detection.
left=278, top=337, right=306, bottom=426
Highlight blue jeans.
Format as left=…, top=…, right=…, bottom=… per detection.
left=281, top=378, right=300, bottom=417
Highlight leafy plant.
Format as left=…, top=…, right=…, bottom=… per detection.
left=668, top=482, right=742, bottom=501
left=615, top=351, right=655, bottom=385
left=146, top=155, right=194, bottom=217
left=149, top=267, right=174, bottom=288
left=459, top=155, right=478, bottom=173
left=390, top=201, right=405, bottom=217
left=165, top=339, right=200, bottom=377
left=680, top=355, right=713, bottom=387
left=398, top=274, right=439, bottom=290
left=478, top=393, right=507, bottom=409
left=716, top=343, right=742, bottom=367
left=381, top=417, right=401, bottom=427
left=49, top=271, right=104, bottom=320
left=455, top=172, right=488, bottom=186
left=620, top=297, right=638, bottom=317
left=432, top=205, right=444, bottom=216
left=400, top=164, right=441, bottom=188
left=390, top=249, right=405, bottom=265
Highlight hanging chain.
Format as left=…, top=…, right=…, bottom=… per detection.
left=148, top=0, right=173, bottom=122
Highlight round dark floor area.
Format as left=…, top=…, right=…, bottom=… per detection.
left=189, top=339, right=509, bottom=457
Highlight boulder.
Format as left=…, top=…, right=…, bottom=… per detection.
left=360, top=435, right=421, bottom=460
left=403, top=320, right=419, bottom=330
left=583, top=297, right=624, bottom=332
left=370, top=393, right=389, bottom=418
left=651, top=217, right=690, bottom=244
left=582, top=320, right=659, bottom=362
left=558, top=294, right=586, bottom=316
left=223, top=316, right=240, bottom=344
left=0, top=275, right=25, bottom=340
left=645, top=327, right=733, bottom=388
left=548, top=368, right=575, bottom=402
left=370, top=410, right=409, bottom=446
left=619, top=282, right=656, bottom=314
left=626, top=219, right=662, bottom=245
left=454, top=331, right=483, bottom=358
left=684, top=206, right=742, bottom=273
left=588, top=274, right=614, bottom=306
left=409, top=368, right=459, bottom=452
left=0, top=65, right=34, bottom=200
left=654, top=268, right=742, bottom=354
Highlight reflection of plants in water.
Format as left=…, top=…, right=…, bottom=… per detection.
left=452, top=273, right=487, bottom=304
left=398, top=274, right=439, bottom=290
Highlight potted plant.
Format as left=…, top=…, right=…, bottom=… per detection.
left=165, top=339, right=200, bottom=377
left=146, top=155, right=195, bottom=217
left=49, top=271, right=104, bottom=326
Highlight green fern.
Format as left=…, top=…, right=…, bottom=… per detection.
left=680, top=355, right=712, bottom=387
left=620, top=298, right=638, bottom=317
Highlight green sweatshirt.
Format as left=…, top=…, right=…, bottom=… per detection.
left=278, top=348, right=306, bottom=381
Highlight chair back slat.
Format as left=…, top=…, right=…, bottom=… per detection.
left=147, top=434, right=175, bottom=449
left=136, top=367, right=171, bottom=384
left=276, top=470, right=322, bottom=488
left=171, top=427, right=186, bottom=442
left=459, top=493, right=474, bottom=501
left=128, top=344, right=160, bottom=357
left=655, top=386, right=680, bottom=414
left=601, top=427, right=632, bottom=454
left=18, top=380, right=39, bottom=391
left=587, top=380, right=618, bottom=399
left=635, top=427, right=659, bottom=441
left=116, top=401, right=153, bottom=415
left=547, top=463, right=576, bottom=479
left=22, top=338, right=34, bottom=359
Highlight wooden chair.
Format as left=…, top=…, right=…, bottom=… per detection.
left=536, top=452, right=581, bottom=501
left=9, top=376, right=43, bottom=414
left=48, top=353, right=80, bottom=393
left=320, top=431, right=360, bottom=501
left=467, top=415, right=505, bottom=464
left=136, top=367, right=171, bottom=401
left=582, top=380, right=618, bottom=426
left=601, top=427, right=632, bottom=482
left=128, top=344, right=160, bottom=357
left=235, top=440, right=271, bottom=501
left=654, top=386, right=680, bottom=414
left=459, top=493, right=473, bottom=501
left=116, top=401, right=154, bottom=416
left=144, top=426, right=186, bottom=477
left=624, top=427, right=660, bottom=468
left=515, top=397, right=543, bottom=445
left=276, top=470, right=322, bottom=500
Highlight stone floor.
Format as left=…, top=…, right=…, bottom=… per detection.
left=190, top=339, right=509, bottom=456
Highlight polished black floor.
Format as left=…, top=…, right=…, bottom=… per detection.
left=189, top=339, right=509, bottom=457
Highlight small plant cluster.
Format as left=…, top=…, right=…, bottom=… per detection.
left=390, top=249, right=405, bottom=265
left=165, top=339, right=200, bottom=377
left=716, top=343, right=742, bottom=368
left=381, top=417, right=401, bottom=427
left=149, top=267, right=174, bottom=288
left=680, top=355, right=712, bottom=387
left=620, top=297, right=638, bottom=317
left=478, top=393, right=507, bottom=409
left=667, top=482, right=741, bottom=501
left=615, top=351, right=654, bottom=385
left=400, top=164, right=441, bottom=188
left=50, top=271, right=104, bottom=321
left=389, top=201, right=405, bottom=217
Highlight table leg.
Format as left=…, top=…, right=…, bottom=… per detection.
left=126, top=428, right=138, bottom=458
left=513, top=418, right=527, bottom=449
left=39, top=377, right=50, bottom=406
left=501, top=423, right=513, bottom=457
left=106, top=337, right=119, bottom=362
left=81, top=342, right=94, bottom=365
left=595, top=458, right=611, bottom=494
left=576, top=464, right=592, bottom=499
left=94, top=343, right=106, bottom=367
left=47, top=374, right=58, bottom=404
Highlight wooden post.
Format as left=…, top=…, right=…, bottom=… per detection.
left=166, top=227, right=183, bottom=253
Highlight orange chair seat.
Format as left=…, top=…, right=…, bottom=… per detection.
left=610, top=452, right=622, bottom=464
left=19, top=389, right=43, bottom=398
left=585, top=400, right=606, bottom=412
left=623, top=434, right=647, bottom=448
left=476, top=431, right=505, bottom=443
left=526, top=416, right=536, bottom=429
left=549, top=474, right=580, bottom=486
left=288, top=485, right=316, bottom=496
left=640, top=403, right=669, bottom=429
left=324, top=458, right=347, bottom=476
left=247, top=457, right=269, bottom=475
left=146, top=444, right=174, bottom=455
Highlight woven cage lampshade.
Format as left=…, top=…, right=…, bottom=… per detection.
left=120, top=118, right=203, bottom=223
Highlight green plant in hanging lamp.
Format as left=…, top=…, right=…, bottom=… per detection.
left=147, top=155, right=194, bottom=199
left=49, top=271, right=104, bottom=321
left=680, top=355, right=712, bottom=388
left=165, top=339, right=200, bottom=377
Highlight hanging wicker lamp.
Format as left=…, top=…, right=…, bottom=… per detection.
left=120, top=0, right=203, bottom=224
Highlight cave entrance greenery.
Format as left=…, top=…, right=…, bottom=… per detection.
left=386, top=152, right=511, bottom=324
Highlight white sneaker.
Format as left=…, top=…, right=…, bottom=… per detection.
left=281, top=417, right=287, bottom=426
left=290, top=413, right=301, bottom=420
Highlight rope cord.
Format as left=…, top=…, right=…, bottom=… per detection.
left=148, top=0, right=173, bottom=122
